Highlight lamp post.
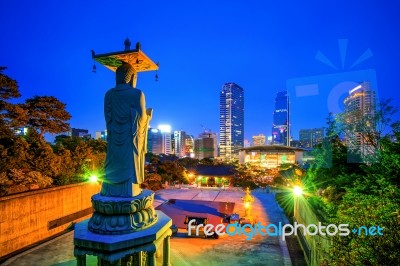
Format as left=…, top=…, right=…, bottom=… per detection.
left=242, top=187, right=254, bottom=223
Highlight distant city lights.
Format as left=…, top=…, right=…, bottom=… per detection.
left=158, top=124, right=172, bottom=133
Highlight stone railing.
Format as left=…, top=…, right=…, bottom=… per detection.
left=294, top=197, right=331, bottom=266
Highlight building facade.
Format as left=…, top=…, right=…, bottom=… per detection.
left=95, top=130, right=107, bottom=141
left=271, top=91, right=290, bottom=146
left=252, top=134, right=266, bottom=146
left=185, top=135, right=195, bottom=157
left=299, top=128, right=325, bottom=148
left=14, top=127, right=29, bottom=136
left=219, top=82, right=244, bottom=160
left=194, top=132, right=218, bottom=160
left=343, top=81, right=376, bottom=161
left=158, top=125, right=172, bottom=155
left=194, top=165, right=234, bottom=187
left=173, top=130, right=187, bottom=158
left=147, top=128, right=163, bottom=154
left=69, top=128, right=91, bottom=138
left=239, top=146, right=303, bottom=169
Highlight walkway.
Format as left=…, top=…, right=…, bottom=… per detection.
left=2, top=188, right=293, bottom=266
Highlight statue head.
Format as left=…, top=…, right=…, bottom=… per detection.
left=116, top=63, right=135, bottom=85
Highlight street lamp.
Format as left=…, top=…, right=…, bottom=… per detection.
left=188, top=172, right=194, bottom=184
left=89, top=175, right=98, bottom=183
left=293, top=185, right=303, bottom=196
left=242, top=187, right=254, bottom=223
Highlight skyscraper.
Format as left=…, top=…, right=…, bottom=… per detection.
left=147, top=128, right=163, bottom=154
left=173, top=130, right=187, bottom=158
left=271, top=91, right=290, bottom=146
left=219, top=82, right=244, bottom=160
left=185, top=135, right=194, bottom=157
left=344, top=81, right=376, bottom=161
left=157, top=125, right=172, bottom=155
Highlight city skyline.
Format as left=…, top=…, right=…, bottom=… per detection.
left=1, top=1, right=400, bottom=141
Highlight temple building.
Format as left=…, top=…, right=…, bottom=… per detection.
left=194, top=165, right=235, bottom=187
left=239, top=145, right=303, bottom=168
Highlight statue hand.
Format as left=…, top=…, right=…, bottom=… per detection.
left=146, top=108, right=153, bottom=119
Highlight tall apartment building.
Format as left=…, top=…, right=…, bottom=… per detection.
left=271, top=91, right=290, bottom=146
left=344, top=81, right=376, bottom=161
left=147, top=128, right=163, bottom=154
left=147, top=125, right=172, bottom=155
left=185, top=135, right=195, bottom=157
left=173, top=130, right=187, bottom=158
left=219, top=82, right=244, bottom=160
left=158, top=125, right=172, bottom=155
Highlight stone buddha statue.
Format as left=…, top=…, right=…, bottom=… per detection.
left=101, top=62, right=152, bottom=197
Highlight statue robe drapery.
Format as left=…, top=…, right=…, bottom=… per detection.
left=101, top=83, right=149, bottom=197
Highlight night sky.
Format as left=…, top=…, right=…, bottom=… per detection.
left=1, top=1, right=399, bottom=142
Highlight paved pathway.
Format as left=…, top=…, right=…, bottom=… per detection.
left=2, top=188, right=292, bottom=266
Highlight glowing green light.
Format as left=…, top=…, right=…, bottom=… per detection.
left=89, top=175, right=98, bottom=182
left=293, top=186, right=303, bottom=196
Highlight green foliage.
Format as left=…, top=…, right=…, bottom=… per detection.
left=306, top=136, right=364, bottom=205
left=0, top=66, right=25, bottom=130
left=52, top=136, right=106, bottom=185
left=141, top=173, right=163, bottom=191
left=24, top=96, right=71, bottom=136
left=25, top=129, right=61, bottom=178
left=329, top=192, right=400, bottom=265
left=199, top=157, right=215, bottom=165
left=0, top=67, right=20, bottom=113
left=178, top=157, right=199, bottom=170
left=302, top=108, right=400, bottom=265
left=144, top=154, right=192, bottom=185
left=0, top=69, right=106, bottom=195
left=0, top=169, right=53, bottom=195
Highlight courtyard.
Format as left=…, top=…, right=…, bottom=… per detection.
left=2, top=188, right=297, bottom=266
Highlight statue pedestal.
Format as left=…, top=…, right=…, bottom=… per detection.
left=74, top=189, right=172, bottom=265
left=88, top=190, right=158, bottom=234
left=74, top=211, right=172, bottom=266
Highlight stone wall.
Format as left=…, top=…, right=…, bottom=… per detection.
left=294, top=197, right=330, bottom=266
left=0, top=182, right=101, bottom=259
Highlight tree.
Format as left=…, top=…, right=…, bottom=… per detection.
left=307, top=106, right=400, bottom=264
left=0, top=66, right=20, bottom=113
left=329, top=192, right=400, bottom=265
left=25, top=129, right=61, bottom=178
left=0, top=67, right=26, bottom=133
left=142, top=173, right=163, bottom=191
left=24, top=96, right=71, bottom=137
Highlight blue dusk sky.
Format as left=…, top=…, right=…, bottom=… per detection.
left=1, top=1, right=399, bottom=141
